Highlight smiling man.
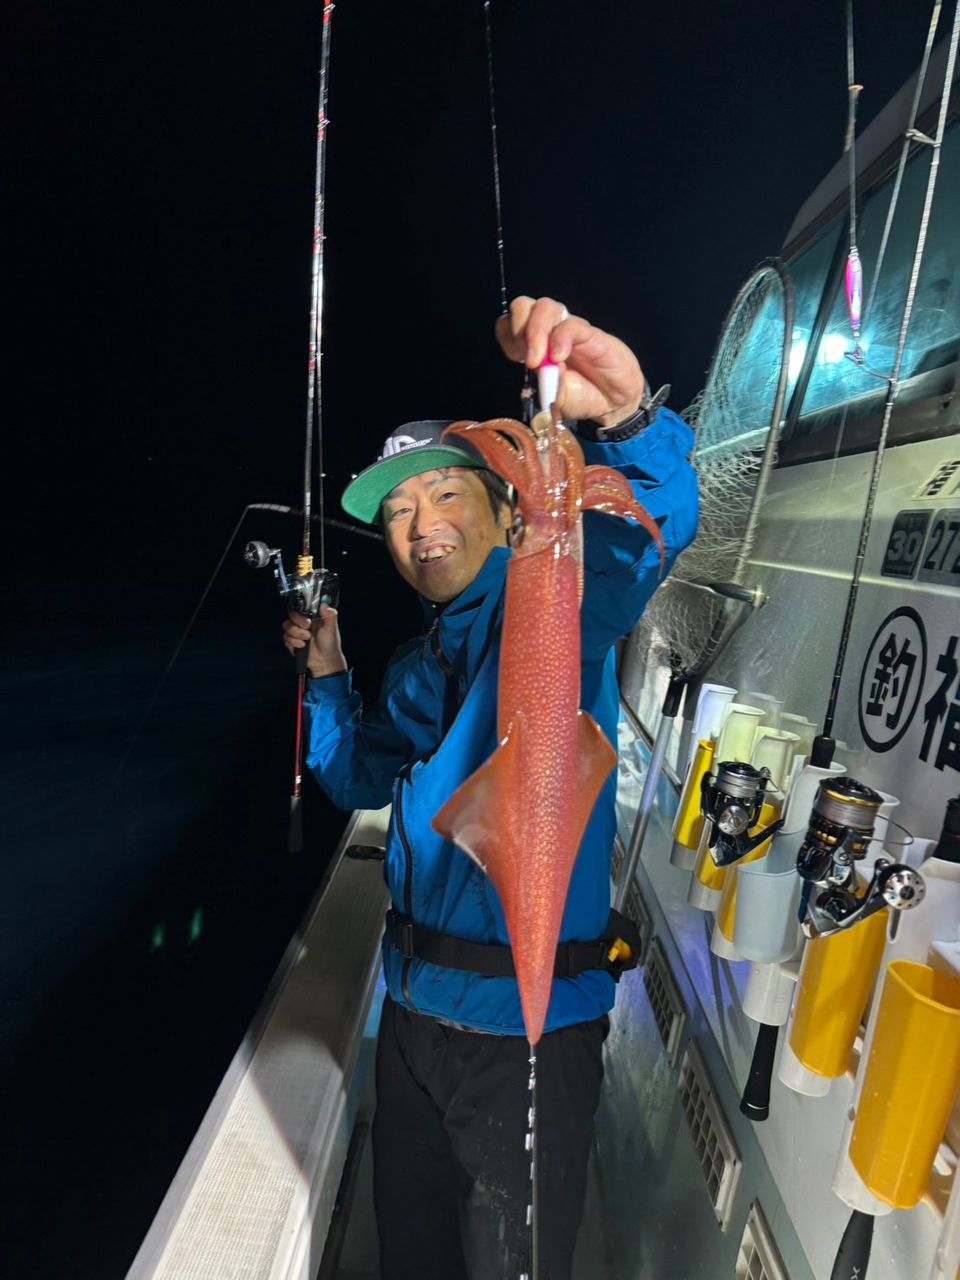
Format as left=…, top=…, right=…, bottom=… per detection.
left=378, top=448, right=512, bottom=600
left=282, top=296, right=699, bottom=1280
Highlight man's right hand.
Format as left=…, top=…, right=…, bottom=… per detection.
left=283, top=605, right=348, bottom=679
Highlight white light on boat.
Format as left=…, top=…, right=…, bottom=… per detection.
left=819, top=332, right=849, bottom=365
left=788, top=334, right=807, bottom=381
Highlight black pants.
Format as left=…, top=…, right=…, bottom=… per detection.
left=372, top=996, right=607, bottom=1280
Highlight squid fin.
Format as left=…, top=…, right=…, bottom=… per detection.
left=431, top=722, right=524, bottom=877
left=431, top=711, right=616, bottom=1045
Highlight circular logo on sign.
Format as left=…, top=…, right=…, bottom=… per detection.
left=857, top=606, right=927, bottom=752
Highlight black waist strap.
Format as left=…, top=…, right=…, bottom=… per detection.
left=384, top=908, right=641, bottom=980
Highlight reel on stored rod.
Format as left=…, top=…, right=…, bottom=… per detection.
left=699, top=761, right=783, bottom=868
left=796, top=776, right=925, bottom=938
left=244, top=541, right=340, bottom=671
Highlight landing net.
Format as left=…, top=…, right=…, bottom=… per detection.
left=635, top=260, right=794, bottom=677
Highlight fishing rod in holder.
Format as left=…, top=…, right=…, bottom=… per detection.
left=613, top=578, right=767, bottom=916
left=796, top=777, right=925, bottom=939
left=738, top=774, right=925, bottom=1124
left=739, top=0, right=956, bottom=1141
left=698, top=761, right=782, bottom=869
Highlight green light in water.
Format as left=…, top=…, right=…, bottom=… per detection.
left=188, top=906, right=204, bottom=946
left=150, top=923, right=166, bottom=953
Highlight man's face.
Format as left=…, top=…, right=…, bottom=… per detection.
left=381, top=467, right=511, bottom=603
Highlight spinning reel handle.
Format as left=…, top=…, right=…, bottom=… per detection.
left=803, top=861, right=926, bottom=939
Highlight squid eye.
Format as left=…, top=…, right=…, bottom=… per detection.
left=510, top=514, right=525, bottom=546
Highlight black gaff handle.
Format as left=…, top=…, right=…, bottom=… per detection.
left=830, top=1210, right=874, bottom=1280
left=707, top=580, right=761, bottom=605
left=739, top=1022, right=779, bottom=1122
left=295, top=642, right=311, bottom=676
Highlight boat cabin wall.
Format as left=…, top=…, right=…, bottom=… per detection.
left=623, top=113, right=960, bottom=844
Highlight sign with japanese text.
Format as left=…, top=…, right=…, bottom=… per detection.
left=858, top=605, right=959, bottom=776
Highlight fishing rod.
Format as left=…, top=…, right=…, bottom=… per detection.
left=739, top=0, right=955, bottom=1134
left=484, top=0, right=535, bottom=426
left=482, top=7, right=541, bottom=1274
left=245, top=2, right=341, bottom=854
left=811, top=0, right=959, bottom=773
left=612, top=580, right=768, bottom=919
left=862, top=1, right=944, bottom=334
left=733, top=6, right=869, bottom=1123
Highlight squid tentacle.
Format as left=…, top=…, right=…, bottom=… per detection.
left=582, top=465, right=666, bottom=573
left=444, top=419, right=547, bottom=507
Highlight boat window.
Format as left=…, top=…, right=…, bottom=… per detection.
left=695, top=228, right=839, bottom=458
left=795, top=119, right=960, bottom=425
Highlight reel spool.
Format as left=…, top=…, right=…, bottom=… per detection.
left=797, top=776, right=925, bottom=938
left=699, top=761, right=782, bottom=868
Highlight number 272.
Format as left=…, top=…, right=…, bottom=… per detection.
left=922, top=518, right=960, bottom=573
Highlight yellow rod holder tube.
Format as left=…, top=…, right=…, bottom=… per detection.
left=672, top=739, right=715, bottom=852
left=849, top=961, right=960, bottom=1209
left=688, top=822, right=726, bottom=911
left=788, top=909, right=888, bottom=1079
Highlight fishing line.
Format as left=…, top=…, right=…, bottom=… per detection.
left=521, top=1043, right=540, bottom=1280
left=771, top=0, right=938, bottom=634
left=862, top=1, right=943, bottom=332
left=482, top=10, right=539, bottom=1274
left=483, top=0, right=535, bottom=422
left=114, top=505, right=373, bottom=782
left=116, top=6, right=344, bottom=820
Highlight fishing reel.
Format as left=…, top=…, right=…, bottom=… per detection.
left=699, top=761, right=783, bottom=868
left=244, top=541, right=340, bottom=673
left=797, top=776, right=926, bottom=939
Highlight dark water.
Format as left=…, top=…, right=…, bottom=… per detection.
left=0, top=539, right=405, bottom=1277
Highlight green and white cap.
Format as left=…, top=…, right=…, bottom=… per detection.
left=341, top=420, right=486, bottom=525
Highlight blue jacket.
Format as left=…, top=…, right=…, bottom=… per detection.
left=305, top=409, right=698, bottom=1034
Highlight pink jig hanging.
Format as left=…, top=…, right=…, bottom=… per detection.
left=846, top=247, right=863, bottom=342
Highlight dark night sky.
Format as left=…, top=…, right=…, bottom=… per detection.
left=7, top=0, right=940, bottom=600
